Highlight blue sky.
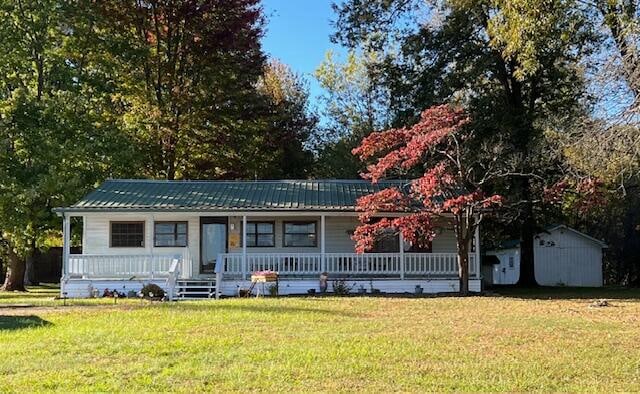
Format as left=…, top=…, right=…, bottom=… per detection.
left=261, top=0, right=340, bottom=106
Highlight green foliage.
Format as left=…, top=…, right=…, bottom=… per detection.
left=93, top=1, right=316, bottom=180
left=256, top=60, right=317, bottom=178
left=313, top=51, right=390, bottom=177
left=0, top=0, right=138, bottom=259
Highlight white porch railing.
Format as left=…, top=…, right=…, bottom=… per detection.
left=67, top=254, right=191, bottom=279
left=219, top=252, right=478, bottom=279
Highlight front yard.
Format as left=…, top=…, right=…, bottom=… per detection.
left=1, top=287, right=639, bottom=392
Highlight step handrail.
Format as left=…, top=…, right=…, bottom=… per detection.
left=166, top=258, right=181, bottom=301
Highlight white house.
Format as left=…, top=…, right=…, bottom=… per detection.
left=53, top=179, right=482, bottom=299
left=485, top=225, right=607, bottom=287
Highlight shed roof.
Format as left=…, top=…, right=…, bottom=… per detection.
left=488, top=225, right=608, bottom=252
left=542, top=224, right=608, bottom=248
left=54, top=179, right=407, bottom=213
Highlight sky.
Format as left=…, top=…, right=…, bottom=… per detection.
left=261, top=0, right=341, bottom=107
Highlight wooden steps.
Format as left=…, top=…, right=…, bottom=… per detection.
left=174, top=279, right=218, bottom=300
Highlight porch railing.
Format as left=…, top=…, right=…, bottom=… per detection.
left=67, top=254, right=191, bottom=279
left=219, top=252, right=478, bottom=279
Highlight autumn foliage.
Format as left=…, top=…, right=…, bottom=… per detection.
left=351, top=105, right=503, bottom=293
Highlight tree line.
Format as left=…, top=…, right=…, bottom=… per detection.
left=0, top=0, right=638, bottom=290
left=0, top=0, right=318, bottom=290
left=315, top=0, right=639, bottom=286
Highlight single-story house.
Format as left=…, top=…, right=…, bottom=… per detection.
left=485, top=225, right=607, bottom=287
left=53, top=179, right=482, bottom=299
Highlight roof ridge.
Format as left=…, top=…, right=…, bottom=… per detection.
left=104, top=178, right=408, bottom=184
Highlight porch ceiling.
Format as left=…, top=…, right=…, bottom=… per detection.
left=54, top=179, right=408, bottom=213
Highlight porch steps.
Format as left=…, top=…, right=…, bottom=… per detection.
left=174, top=279, right=218, bottom=300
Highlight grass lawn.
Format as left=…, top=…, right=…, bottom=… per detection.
left=1, top=286, right=640, bottom=392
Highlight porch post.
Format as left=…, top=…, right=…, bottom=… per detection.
left=61, top=213, right=70, bottom=295
left=320, top=214, right=326, bottom=272
left=399, top=232, right=405, bottom=280
left=242, top=215, right=247, bottom=281
left=474, top=220, right=481, bottom=279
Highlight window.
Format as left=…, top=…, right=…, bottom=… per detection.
left=246, top=222, right=275, bottom=247
left=154, top=222, right=188, bottom=247
left=110, top=222, right=144, bottom=247
left=283, top=221, right=317, bottom=247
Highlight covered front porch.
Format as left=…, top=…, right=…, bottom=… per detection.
left=63, top=251, right=480, bottom=298
left=60, top=212, right=481, bottom=298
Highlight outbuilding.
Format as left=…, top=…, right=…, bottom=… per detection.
left=485, top=225, right=607, bottom=287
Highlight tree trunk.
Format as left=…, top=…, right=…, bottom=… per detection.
left=1, top=247, right=27, bottom=292
left=517, top=178, right=538, bottom=287
left=24, top=250, right=38, bottom=286
left=458, top=243, right=470, bottom=296
left=622, top=196, right=640, bottom=286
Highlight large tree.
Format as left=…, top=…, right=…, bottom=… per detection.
left=0, top=0, right=137, bottom=291
left=352, top=105, right=503, bottom=295
left=332, top=0, right=594, bottom=285
left=96, top=0, right=283, bottom=180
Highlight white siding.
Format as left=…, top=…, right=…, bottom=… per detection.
left=534, top=228, right=603, bottom=287
left=220, top=279, right=481, bottom=296
left=63, top=278, right=481, bottom=298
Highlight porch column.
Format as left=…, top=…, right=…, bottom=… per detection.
left=474, top=221, right=481, bottom=279
left=242, top=215, right=247, bottom=281
left=399, top=232, right=405, bottom=280
left=320, top=214, right=326, bottom=272
left=61, top=213, right=70, bottom=295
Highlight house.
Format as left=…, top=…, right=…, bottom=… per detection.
left=485, top=225, right=607, bottom=287
left=53, top=179, right=481, bottom=299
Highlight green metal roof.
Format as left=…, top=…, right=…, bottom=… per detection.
left=55, top=179, right=408, bottom=213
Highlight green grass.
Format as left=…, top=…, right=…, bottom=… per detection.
left=1, top=287, right=640, bottom=392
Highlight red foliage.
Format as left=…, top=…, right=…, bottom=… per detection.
left=351, top=104, right=503, bottom=253
left=352, top=105, right=470, bottom=183
left=544, top=177, right=605, bottom=215
left=355, top=187, right=412, bottom=222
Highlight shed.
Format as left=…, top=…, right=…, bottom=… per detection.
left=486, top=225, right=607, bottom=287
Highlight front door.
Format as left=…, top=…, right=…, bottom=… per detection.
left=200, top=217, right=227, bottom=274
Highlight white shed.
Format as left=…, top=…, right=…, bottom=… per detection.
left=486, top=225, right=607, bottom=287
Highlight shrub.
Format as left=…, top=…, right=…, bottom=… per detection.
left=141, top=283, right=165, bottom=300
left=332, top=279, right=353, bottom=295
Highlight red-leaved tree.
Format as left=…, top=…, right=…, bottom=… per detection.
left=351, top=104, right=503, bottom=295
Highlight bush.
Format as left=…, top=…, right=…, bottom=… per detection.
left=141, top=283, right=165, bottom=300
left=332, top=279, right=353, bottom=295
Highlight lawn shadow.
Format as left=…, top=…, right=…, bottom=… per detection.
left=174, top=301, right=363, bottom=318
left=0, top=315, right=52, bottom=331
left=484, top=285, right=640, bottom=301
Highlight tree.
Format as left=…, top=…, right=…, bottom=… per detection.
left=96, top=0, right=276, bottom=180
left=333, top=0, right=594, bottom=286
left=313, top=50, right=391, bottom=177
left=256, top=59, right=317, bottom=178
left=0, top=0, right=137, bottom=291
left=352, top=105, right=503, bottom=295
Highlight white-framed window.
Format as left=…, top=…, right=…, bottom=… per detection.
left=154, top=222, right=188, bottom=247
left=283, top=221, right=317, bottom=247
left=246, top=222, right=275, bottom=247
